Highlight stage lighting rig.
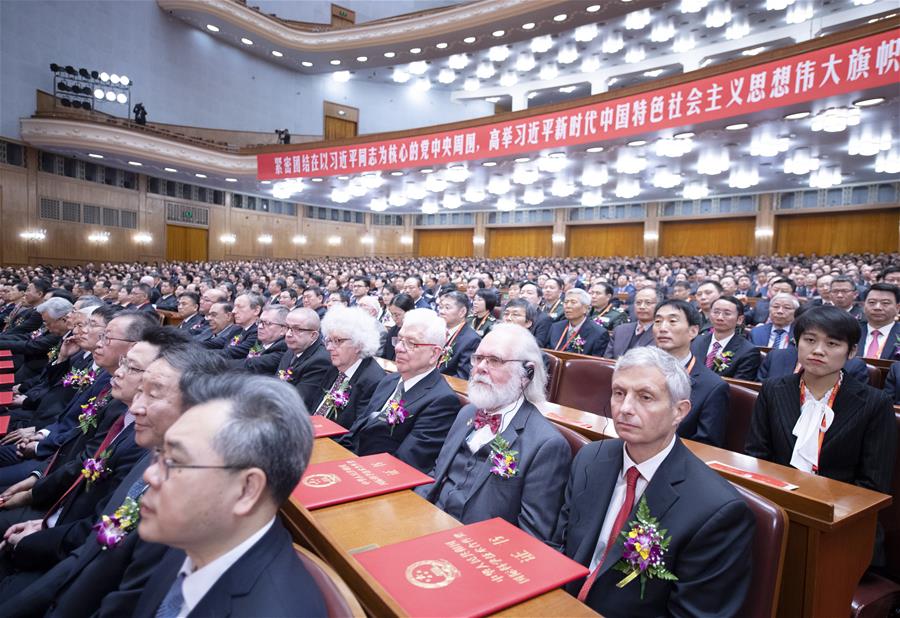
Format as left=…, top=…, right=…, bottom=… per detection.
left=50, top=63, right=132, bottom=117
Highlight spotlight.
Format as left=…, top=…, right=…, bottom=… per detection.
left=91, top=70, right=99, bottom=79
left=105, top=91, right=115, bottom=101
left=120, top=75, right=129, bottom=86
left=79, top=68, right=90, bottom=78
left=60, top=98, right=72, bottom=107
left=65, top=65, right=76, bottom=75
left=57, top=82, right=69, bottom=92
left=50, top=63, right=61, bottom=72
left=110, top=74, right=120, bottom=84
left=94, top=88, right=104, bottom=99
left=99, top=72, right=109, bottom=82
left=116, top=93, right=127, bottom=104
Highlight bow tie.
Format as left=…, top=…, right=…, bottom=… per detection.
left=473, top=410, right=502, bottom=433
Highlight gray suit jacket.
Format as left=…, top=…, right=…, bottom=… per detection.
left=417, top=401, right=571, bottom=543
left=605, top=322, right=654, bottom=359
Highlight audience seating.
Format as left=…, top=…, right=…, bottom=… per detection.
left=732, top=484, right=789, bottom=618
left=542, top=352, right=561, bottom=401
left=865, top=363, right=884, bottom=389
left=725, top=383, right=759, bottom=454
left=553, top=423, right=591, bottom=457
left=552, top=358, right=614, bottom=417
left=292, top=544, right=366, bottom=618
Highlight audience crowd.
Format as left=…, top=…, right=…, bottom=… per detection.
left=0, top=251, right=895, bottom=616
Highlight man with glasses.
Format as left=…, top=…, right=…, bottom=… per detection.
left=691, top=296, right=761, bottom=381
left=605, top=287, right=658, bottom=360
left=229, top=305, right=288, bottom=374
left=436, top=291, right=480, bottom=380
left=348, top=276, right=371, bottom=307
left=2, top=297, right=73, bottom=383
left=203, top=293, right=261, bottom=359
left=341, top=309, right=460, bottom=473
left=549, top=288, right=609, bottom=357
left=518, top=282, right=552, bottom=347
left=830, top=275, right=865, bottom=320
left=857, top=282, right=900, bottom=360
left=417, top=324, right=570, bottom=543
left=278, top=307, right=332, bottom=411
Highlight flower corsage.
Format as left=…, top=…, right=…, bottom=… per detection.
left=439, top=344, right=453, bottom=368
left=30, top=328, right=45, bottom=340
left=47, top=344, right=61, bottom=363
left=81, top=449, right=112, bottom=490
left=78, top=392, right=111, bottom=433
left=711, top=350, right=734, bottom=373
left=613, top=496, right=678, bottom=599
left=569, top=335, right=586, bottom=353
left=64, top=368, right=97, bottom=391
left=488, top=437, right=518, bottom=478
left=246, top=342, right=265, bottom=358
left=383, top=398, right=408, bottom=434
left=93, top=496, right=141, bottom=550
left=277, top=368, right=294, bottom=382
left=320, top=379, right=351, bottom=419
left=229, top=334, right=242, bottom=347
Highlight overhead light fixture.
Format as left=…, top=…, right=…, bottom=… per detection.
left=392, top=68, right=411, bottom=83
left=809, top=165, right=841, bottom=188
left=88, top=153, right=103, bottom=159
left=206, top=24, right=219, bottom=32
left=680, top=0, right=710, bottom=13
left=488, top=45, right=510, bottom=62
left=848, top=126, right=892, bottom=156
left=741, top=46, right=766, bottom=56
left=487, top=174, right=511, bottom=195
left=697, top=146, right=730, bottom=175
left=601, top=32, right=624, bottom=54
left=301, top=61, right=313, bottom=67
left=785, top=1, right=813, bottom=24
left=333, top=70, right=351, bottom=82
left=650, top=20, right=676, bottom=43
left=615, top=178, right=641, bottom=198
left=499, top=71, right=518, bottom=87
left=581, top=55, right=601, bottom=73
left=437, top=68, right=456, bottom=84
left=482, top=161, right=497, bottom=167
left=557, top=43, right=579, bottom=65
left=436, top=42, right=448, bottom=49
left=443, top=192, right=462, bottom=209
left=853, top=97, right=885, bottom=107
left=553, top=13, right=567, bottom=22
left=515, top=157, right=530, bottom=163
left=390, top=171, right=404, bottom=176
left=127, top=160, right=142, bottom=166
left=875, top=148, right=900, bottom=174
left=682, top=181, right=710, bottom=199
left=550, top=178, right=575, bottom=197
left=164, top=167, right=177, bottom=172
left=327, top=236, right=342, bottom=246
left=531, top=36, right=554, bottom=54
left=292, top=235, right=307, bottom=245
left=384, top=51, right=396, bottom=58
left=672, top=34, right=696, bottom=53
left=587, top=5, right=602, bottom=12
left=492, top=30, right=505, bottom=37
left=652, top=167, right=683, bottom=188
left=615, top=150, right=647, bottom=174
left=704, top=3, right=732, bottom=28
left=219, top=233, right=236, bottom=244
left=810, top=106, right=860, bottom=132
left=19, top=229, right=46, bottom=241
left=410, top=47, right=422, bottom=54
left=271, top=50, right=283, bottom=57
left=475, top=62, right=496, bottom=79
left=575, top=23, right=599, bottom=42
left=421, top=199, right=439, bottom=214
left=725, top=122, right=748, bottom=130
left=224, top=177, right=237, bottom=182
left=624, top=45, right=646, bottom=63
left=655, top=136, right=694, bottom=157
left=727, top=160, right=760, bottom=189
left=551, top=233, right=566, bottom=244
left=195, top=173, right=207, bottom=178
left=412, top=78, right=431, bottom=92
left=784, top=111, right=810, bottom=120
left=783, top=147, right=820, bottom=175
left=581, top=190, right=603, bottom=207
left=133, top=233, right=153, bottom=244
left=496, top=196, right=516, bottom=211
left=88, top=231, right=110, bottom=243
left=624, top=8, right=651, bottom=29
left=473, top=235, right=486, bottom=246
left=725, top=19, right=750, bottom=40
left=93, top=88, right=104, bottom=99
left=523, top=186, right=545, bottom=205
left=463, top=36, right=476, bottom=44
left=408, top=61, right=428, bottom=75
left=586, top=146, right=605, bottom=153
left=628, top=139, right=647, bottom=147
left=448, top=53, right=469, bottom=69
left=330, top=59, right=341, bottom=66
left=539, top=63, right=559, bottom=80
left=241, top=37, right=253, bottom=45
left=515, top=52, right=536, bottom=72
left=522, top=22, right=536, bottom=30
left=464, top=187, right=486, bottom=203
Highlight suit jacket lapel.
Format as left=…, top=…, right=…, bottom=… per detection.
left=821, top=376, right=865, bottom=451
left=574, top=444, right=623, bottom=567
left=882, top=323, right=900, bottom=359
left=462, top=402, right=535, bottom=503
left=397, top=369, right=437, bottom=412
left=774, top=374, right=803, bottom=445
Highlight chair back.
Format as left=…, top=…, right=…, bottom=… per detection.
left=882, top=412, right=900, bottom=581
left=542, top=352, right=561, bottom=401
left=553, top=422, right=591, bottom=457
left=552, top=358, right=614, bottom=417
left=732, top=484, right=788, bottom=618
left=724, top=383, right=759, bottom=454
left=293, top=544, right=365, bottom=618
left=865, top=363, right=884, bottom=389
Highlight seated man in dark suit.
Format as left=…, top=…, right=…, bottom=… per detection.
left=830, top=276, right=865, bottom=321
left=312, top=306, right=386, bottom=429
left=198, top=301, right=236, bottom=344
left=745, top=277, right=795, bottom=326
left=3, top=297, right=72, bottom=383
left=693, top=279, right=722, bottom=333
left=174, top=292, right=208, bottom=338
left=749, top=293, right=797, bottom=349
left=0, top=279, right=48, bottom=338
left=553, top=346, right=754, bottom=616
left=691, top=296, right=761, bottom=381
left=653, top=299, right=729, bottom=447
left=340, top=308, right=461, bottom=473
left=605, top=287, right=658, bottom=359
left=278, top=307, right=332, bottom=411
left=589, top=282, right=628, bottom=332
left=540, top=277, right=566, bottom=322
left=417, top=323, right=570, bottom=544
left=153, top=280, right=178, bottom=313
left=549, top=288, right=609, bottom=357
left=134, top=374, right=327, bottom=617
left=127, top=284, right=159, bottom=316
left=518, top=283, right=552, bottom=347
left=203, top=292, right=260, bottom=359
left=228, top=304, right=287, bottom=374
left=437, top=291, right=481, bottom=380
left=857, top=282, right=900, bottom=360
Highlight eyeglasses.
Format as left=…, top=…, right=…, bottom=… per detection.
left=258, top=320, right=287, bottom=329
left=710, top=309, right=737, bottom=318
left=117, top=357, right=146, bottom=375
left=286, top=325, right=317, bottom=334
left=392, top=337, right=437, bottom=350
left=99, top=332, right=137, bottom=344
left=830, top=288, right=855, bottom=296
left=324, top=336, right=350, bottom=347
left=470, top=354, right=529, bottom=370
left=151, top=448, right=244, bottom=482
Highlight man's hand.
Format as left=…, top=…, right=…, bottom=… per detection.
left=1, top=427, right=36, bottom=446
left=0, top=477, right=36, bottom=510
left=0, top=519, right=43, bottom=551
left=16, top=439, right=40, bottom=459
left=58, top=336, right=80, bottom=361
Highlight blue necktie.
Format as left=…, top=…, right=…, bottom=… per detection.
left=772, top=329, right=785, bottom=349
left=155, top=572, right=186, bottom=618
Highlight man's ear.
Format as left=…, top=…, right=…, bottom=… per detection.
left=673, top=399, right=691, bottom=426
left=232, top=468, right=268, bottom=516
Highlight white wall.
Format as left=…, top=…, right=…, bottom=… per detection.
left=0, top=0, right=491, bottom=139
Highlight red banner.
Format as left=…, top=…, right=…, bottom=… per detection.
left=258, top=29, right=900, bottom=180
left=355, top=518, right=589, bottom=617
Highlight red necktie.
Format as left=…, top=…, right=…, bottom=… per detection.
left=577, top=466, right=641, bottom=603
left=43, top=414, right=126, bottom=524
left=473, top=409, right=502, bottom=433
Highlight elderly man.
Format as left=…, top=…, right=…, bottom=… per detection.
left=341, top=309, right=461, bottom=473
left=417, top=324, right=570, bottom=543
left=745, top=277, right=795, bottom=326
left=653, top=299, right=729, bottom=447
left=691, top=296, right=761, bottom=381
left=2, top=297, right=73, bottom=382
left=403, top=275, right=432, bottom=310
left=203, top=292, right=260, bottom=359
left=133, top=374, right=327, bottom=617
left=750, top=292, right=798, bottom=349
left=605, top=287, right=658, bottom=360
left=128, top=284, right=157, bottom=316
left=197, top=288, right=227, bottom=319
left=436, top=291, right=481, bottom=380
left=175, top=292, right=208, bottom=338
left=313, top=307, right=385, bottom=429
left=230, top=304, right=288, bottom=374
left=278, top=307, right=332, bottom=411
left=589, top=282, right=628, bottom=332
left=549, top=288, right=609, bottom=357
left=857, top=282, right=900, bottom=359
left=553, top=347, right=754, bottom=616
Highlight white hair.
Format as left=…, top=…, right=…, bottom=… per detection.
left=565, top=288, right=591, bottom=307
left=36, top=297, right=74, bottom=319
left=402, top=308, right=447, bottom=346
left=321, top=306, right=381, bottom=358
left=615, top=347, right=691, bottom=404
left=482, top=322, right=547, bottom=404
left=770, top=292, right=799, bottom=309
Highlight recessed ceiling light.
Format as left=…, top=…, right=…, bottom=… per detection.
left=391, top=171, right=404, bottom=176
left=127, top=161, right=142, bottom=166
left=643, top=69, right=664, bottom=77
left=853, top=97, right=885, bottom=107
left=311, top=177, right=323, bottom=182
left=241, top=37, right=253, bottom=45
left=586, top=146, right=604, bottom=153
left=553, top=13, right=567, bottom=21
left=628, top=139, right=647, bottom=146
left=674, top=131, right=694, bottom=139
left=725, top=122, right=749, bottom=130
left=436, top=42, right=448, bottom=49
left=271, top=50, right=283, bottom=57
left=486, top=96, right=501, bottom=103
left=527, top=92, right=539, bottom=99
left=515, top=157, right=530, bottom=163
left=356, top=56, right=368, bottom=62
left=330, top=59, right=341, bottom=66
left=301, top=61, right=313, bottom=67
left=195, top=173, right=207, bottom=178
left=410, top=47, right=422, bottom=54
left=384, top=51, right=396, bottom=58
left=559, top=85, right=577, bottom=93
left=784, top=111, right=810, bottom=120
left=492, top=30, right=505, bottom=37
left=164, top=167, right=177, bottom=172
left=587, top=4, right=601, bottom=11
left=522, top=22, right=536, bottom=30
left=87, top=153, right=103, bottom=159
left=741, top=46, right=766, bottom=56
left=206, top=24, right=219, bottom=32
left=260, top=180, right=270, bottom=184
left=420, top=168, right=433, bottom=174
left=225, top=177, right=237, bottom=182
left=463, top=36, right=476, bottom=44
left=482, top=161, right=497, bottom=167
left=337, top=175, right=349, bottom=180
left=337, top=110, right=346, bottom=116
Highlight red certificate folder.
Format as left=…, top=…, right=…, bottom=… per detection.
left=0, top=361, right=13, bottom=370
left=0, top=374, right=13, bottom=385
left=0, top=350, right=10, bottom=358
left=0, top=392, right=11, bottom=406
left=707, top=461, right=799, bottom=491
left=0, top=416, right=8, bottom=435
left=292, top=453, right=432, bottom=510
left=355, top=518, right=589, bottom=617
left=310, top=415, right=349, bottom=438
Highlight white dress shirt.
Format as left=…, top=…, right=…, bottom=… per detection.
left=705, top=332, right=734, bottom=358
left=767, top=325, right=792, bottom=349
left=589, top=436, right=677, bottom=571
left=342, top=358, right=363, bottom=381
left=466, top=396, right=524, bottom=453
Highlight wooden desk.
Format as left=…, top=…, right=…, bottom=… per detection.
left=282, top=439, right=597, bottom=618
left=156, top=309, right=184, bottom=327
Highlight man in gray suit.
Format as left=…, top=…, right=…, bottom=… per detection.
left=417, top=323, right=571, bottom=544
left=605, top=287, right=659, bottom=359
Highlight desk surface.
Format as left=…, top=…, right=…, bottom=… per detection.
left=302, top=438, right=597, bottom=617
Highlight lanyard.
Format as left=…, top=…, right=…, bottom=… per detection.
left=798, top=373, right=841, bottom=474
left=554, top=324, right=581, bottom=351
left=685, top=356, right=696, bottom=374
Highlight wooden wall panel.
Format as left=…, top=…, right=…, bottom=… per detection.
left=324, top=116, right=357, bottom=140
left=416, top=229, right=474, bottom=257
left=488, top=226, right=552, bottom=258
left=567, top=223, right=644, bottom=257
left=660, top=218, right=755, bottom=256
left=775, top=209, right=899, bottom=254
left=166, top=225, right=208, bottom=261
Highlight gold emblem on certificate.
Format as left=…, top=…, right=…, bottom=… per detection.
left=405, top=559, right=460, bottom=589
left=302, top=473, right=341, bottom=488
